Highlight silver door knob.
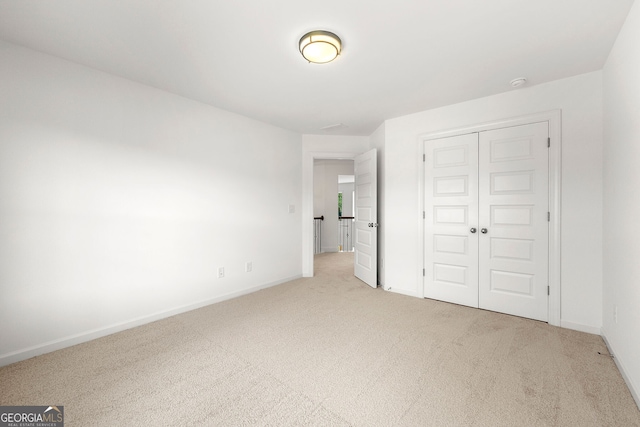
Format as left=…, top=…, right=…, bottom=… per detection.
left=470, top=228, right=477, bottom=233
left=481, top=228, right=488, bottom=234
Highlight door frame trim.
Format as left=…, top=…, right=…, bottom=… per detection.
left=418, top=110, right=561, bottom=326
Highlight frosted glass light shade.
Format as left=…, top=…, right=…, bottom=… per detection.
left=299, top=31, right=341, bottom=64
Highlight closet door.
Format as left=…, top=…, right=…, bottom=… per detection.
left=424, top=133, right=479, bottom=308
left=478, top=122, right=549, bottom=321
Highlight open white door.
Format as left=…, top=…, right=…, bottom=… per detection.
left=354, top=149, right=377, bottom=288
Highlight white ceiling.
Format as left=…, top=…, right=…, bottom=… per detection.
left=0, top=0, right=634, bottom=136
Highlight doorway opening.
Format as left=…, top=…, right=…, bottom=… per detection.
left=303, top=147, right=378, bottom=290
left=313, top=159, right=354, bottom=254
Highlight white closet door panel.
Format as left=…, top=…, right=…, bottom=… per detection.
left=424, top=133, right=479, bottom=308
left=478, top=122, right=549, bottom=322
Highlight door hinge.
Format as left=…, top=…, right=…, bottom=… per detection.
left=423, top=268, right=426, bottom=277
left=423, top=154, right=426, bottom=162
left=423, top=211, right=426, bottom=219
left=547, top=286, right=550, bottom=296
left=548, top=212, right=550, bottom=222
left=547, top=137, right=550, bottom=148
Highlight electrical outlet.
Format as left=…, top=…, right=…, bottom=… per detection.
left=245, top=262, right=252, bottom=273
left=218, top=267, right=224, bottom=279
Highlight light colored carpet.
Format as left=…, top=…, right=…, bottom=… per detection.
left=1, top=252, right=639, bottom=426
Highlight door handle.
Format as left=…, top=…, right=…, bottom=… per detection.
left=470, top=228, right=477, bottom=234
left=481, top=228, right=488, bottom=234
left=368, top=223, right=379, bottom=228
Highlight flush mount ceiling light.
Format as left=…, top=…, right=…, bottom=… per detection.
left=299, top=30, right=342, bottom=64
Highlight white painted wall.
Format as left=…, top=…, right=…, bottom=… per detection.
left=338, top=182, right=354, bottom=218
left=602, top=0, right=640, bottom=407
left=313, top=159, right=354, bottom=252
left=302, top=135, right=370, bottom=276
left=369, top=123, right=386, bottom=287
left=0, top=41, right=302, bottom=365
left=383, top=71, right=603, bottom=333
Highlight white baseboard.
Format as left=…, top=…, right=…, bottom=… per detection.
left=601, top=328, right=640, bottom=411
left=0, top=274, right=301, bottom=367
left=559, top=320, right=602, bottom=335
left=321, top=247, right=339, bottom=253
left=384, top=287, right=419, bottom=298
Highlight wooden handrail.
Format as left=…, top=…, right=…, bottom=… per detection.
left=314, top=215, right=324, bottom=221
left=339, top=216, right=355, bottom=220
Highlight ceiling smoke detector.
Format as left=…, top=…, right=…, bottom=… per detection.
left=510, top=77, right=527, bottom=88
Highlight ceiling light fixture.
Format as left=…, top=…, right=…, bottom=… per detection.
left=299, top=30, right=341, bottom=64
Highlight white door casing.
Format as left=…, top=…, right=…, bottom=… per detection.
left=478, top=122, right=549, bottom=321
left=354, top=149, right=377, bottom=288
left=424, top=133, right=479, bottom=307
left=423, top=121, right=550, bottom=322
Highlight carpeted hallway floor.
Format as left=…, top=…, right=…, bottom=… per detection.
left=1, top=252, right=639, bottom=426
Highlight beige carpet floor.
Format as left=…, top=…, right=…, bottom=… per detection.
left=1, top=252, right=639, bottom=426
